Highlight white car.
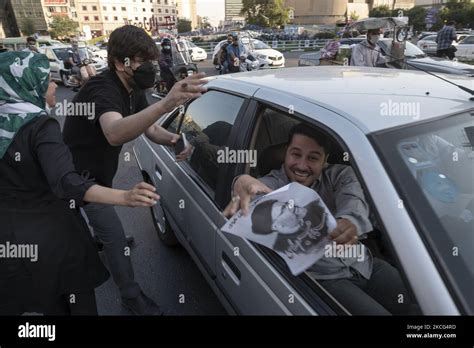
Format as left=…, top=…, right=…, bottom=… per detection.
left=455, top=35, right=474, bottom=61
left=133, top=66, right=474, bottom=315
left=186, top=41, right=208, bottom=62
left=88, top=45, right=108, bottom=60
left=251, top=39, right=285, bottom=68
left=39, top=45, right=108, bottom=85
left=417, top=34, right=438, bottom=55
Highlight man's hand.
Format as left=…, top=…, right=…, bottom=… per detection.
left=223, top=175, right=272, bottom=217
left=161, top=72, right=208, bottom=113
left=170, top=133, right=193, bottom=162
left=329, top=218, right=358, bottom=245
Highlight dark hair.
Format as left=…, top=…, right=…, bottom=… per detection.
left=251, top=199, right=277, bottom=235
left=27, top=36, right=36, bottom=43
left=288, top=123, right=331, bottom=155
left=447, top=20, right=456, bottom=26
left=107, top=25, right=160, bottom=71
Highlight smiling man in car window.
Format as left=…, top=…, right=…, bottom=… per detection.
left=225, top=123, right=418, bottom=315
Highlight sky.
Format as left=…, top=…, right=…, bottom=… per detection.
left=196, top=0, right=226, bottom=27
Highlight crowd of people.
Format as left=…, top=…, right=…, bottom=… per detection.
left=0, top=25, right=207, bottom=315
left=0, top=22, right=439, bottom=317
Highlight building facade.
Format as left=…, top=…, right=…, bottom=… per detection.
left=284, top=0, right=416, bottom=25
left=177, top=0, right=197, bottom=30
left=1, top=0, right=49, bottom=37
left=225, top=0, right=243, bottom=21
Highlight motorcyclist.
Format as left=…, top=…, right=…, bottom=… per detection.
left=158, top=37, right=176, bottom=92
left=80, top=58, right=97, bottom=85
left=65, top=40, right=83, bottom=88
left=226, top=32, right=241, bottom=73
left=217, top=34, right=233, bottom=74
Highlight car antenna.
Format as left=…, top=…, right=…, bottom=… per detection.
left=368, top=45, right=474, bottom=100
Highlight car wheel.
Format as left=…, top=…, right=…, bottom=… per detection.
left=144, top=175, right=180, bottom=247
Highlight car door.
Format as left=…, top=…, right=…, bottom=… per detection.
left=212, top=93, right=353, bottom=316
left=148, top=90, right=250, bottom=280
left=456, top=36, right=474, bottom=59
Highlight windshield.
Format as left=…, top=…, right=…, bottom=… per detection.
left=423, top=35, right=437, bottom=42
left=252, top=39, right=270, bottom=50
left=372, top=112, right=474, bottom=312
left=378, top=40, right=426, bottom=58
left=53, top=47, right=88, bottom=61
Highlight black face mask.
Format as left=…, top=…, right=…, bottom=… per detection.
left=131, top=61, right=157, bottom=89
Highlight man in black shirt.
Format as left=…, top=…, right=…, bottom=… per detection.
left=63, top=25, right=207, bottom=315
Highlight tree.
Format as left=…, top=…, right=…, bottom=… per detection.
left=200, top=16, right=212, bottom=29
left=369, top=5, right=393, bottom=18
left=177, top=18, right=192, bottom=33
left=350, top=11, right=360, bottom=21
left=404, top=6, right=427, bottom=31
left=240, top=0, right=290, bottom=28
left=49, top=16, right=79, bottom=39
left=21, top=18, right=35, bottom=36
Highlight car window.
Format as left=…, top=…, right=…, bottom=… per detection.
left=460, top=36, right=474, bottom=44
left=241, top=104, right=421, bottom=315
left=424, top=35, right=437, bottom=41
left=53, top=48, right=70, bottom=61
left=166, top=91, right=245, bottom=195
left=44, top=49, right=55, bottom=61
left=253, top=39, right=270, bottom=50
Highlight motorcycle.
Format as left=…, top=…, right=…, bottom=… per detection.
left=64, top=58, right=97, bottom=91
left=152, top=37, right=198, bottom=99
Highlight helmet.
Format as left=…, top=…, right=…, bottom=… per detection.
left=229, top=32, right=239, bottom=41
left=161, top=38, right=172, bottom=47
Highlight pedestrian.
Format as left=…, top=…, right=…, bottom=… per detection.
left=158, top=37, right=175, bottom=92
left=0, top=51, right=159, bottom=315
left=436, top=21, right=457, bottom=60
left=62, top=25, right=207, bottom=315
left=23, top=37, right=38, bottom=53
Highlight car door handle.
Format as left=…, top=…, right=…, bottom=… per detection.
left=155, top=164, right=162, bottom=181
left=221, top=252, right=241, bottom=285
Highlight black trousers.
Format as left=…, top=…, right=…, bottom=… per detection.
left=437, top=47, right=456, bottom=60
left=46, top=291, right=98, bottom=315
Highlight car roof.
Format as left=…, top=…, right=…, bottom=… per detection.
left=210, top=66, right=474, bottom=134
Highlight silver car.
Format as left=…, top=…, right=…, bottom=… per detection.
left=134, top=67, right=474, bottom=315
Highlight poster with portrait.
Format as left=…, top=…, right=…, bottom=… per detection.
left=221, top=182, right=337, bottom=275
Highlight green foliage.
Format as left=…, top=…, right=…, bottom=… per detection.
left=369, top=5, right=393, bottom=18
left=49, top=16, right=79, bottom=39
left=369, top=1, right=473, bottom=31
left=21, top=18, right=36, bottom=36
left=240, top=0, right=290, bottom=28
left=177, top=18, right=192, bottom=33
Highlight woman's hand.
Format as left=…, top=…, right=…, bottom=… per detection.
left=123, top=182, right=160, bottom=207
